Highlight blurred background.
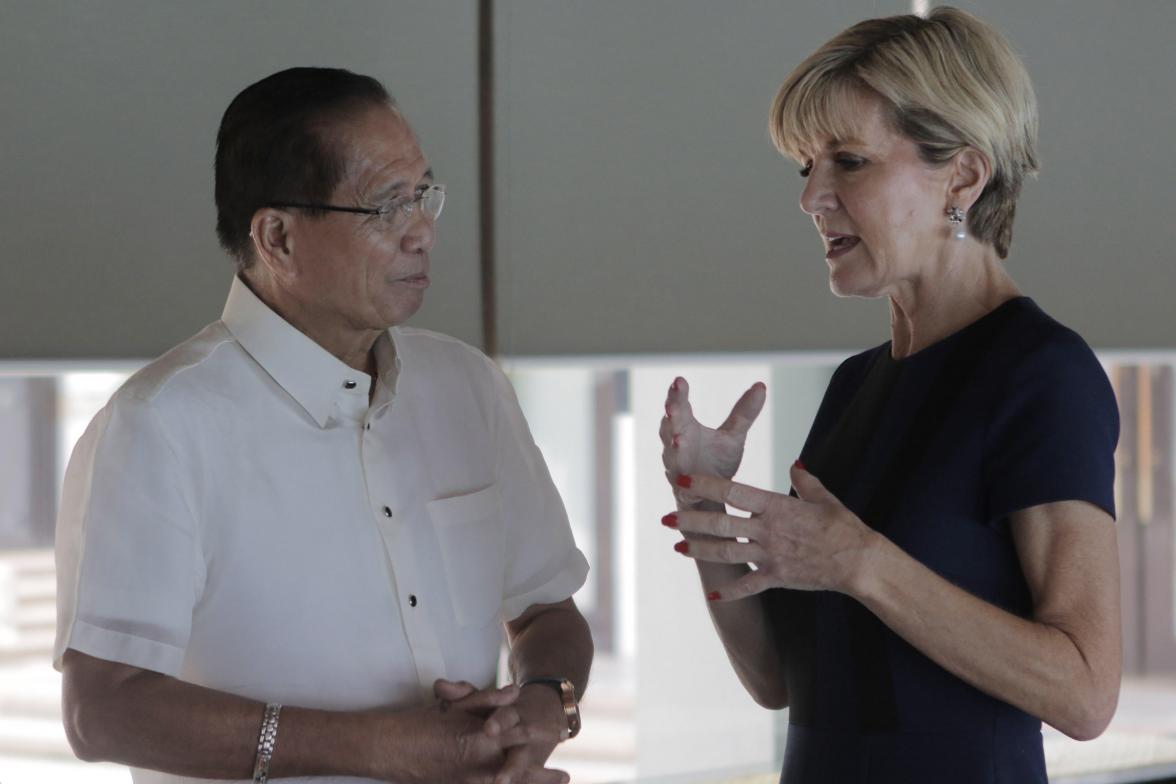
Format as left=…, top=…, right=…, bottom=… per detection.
left=2, top=1, right=1174, bottom=782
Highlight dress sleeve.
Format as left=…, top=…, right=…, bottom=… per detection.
left=984, top=332, right=1119, bottom=522
left=54, top=392, right=204, bottom=676
left=487, top=364, right=589, bottom=622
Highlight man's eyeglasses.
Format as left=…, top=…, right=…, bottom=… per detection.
left=266, top=184, right=445, bottom=231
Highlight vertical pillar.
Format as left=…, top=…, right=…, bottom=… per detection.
left=0, top=377, right=58, bottom=548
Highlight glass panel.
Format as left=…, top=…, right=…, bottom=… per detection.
left=4, top=354, right=1176, bottom=782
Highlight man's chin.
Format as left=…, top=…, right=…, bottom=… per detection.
left=380, top=294, right=425, bottom=329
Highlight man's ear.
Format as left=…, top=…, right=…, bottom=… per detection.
left=248, top=209, right=298, bottom=285
left=946, top=147, right=991, bottom=213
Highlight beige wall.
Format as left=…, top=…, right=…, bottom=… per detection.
left=0, top=1, right=481, bottom=358
left=494, top=0, right=1176, bottom=355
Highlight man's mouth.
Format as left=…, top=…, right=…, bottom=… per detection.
left=396, top=274, right=430, bottom=288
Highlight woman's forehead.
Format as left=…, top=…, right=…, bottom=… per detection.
left=784, top=88, right=887, bottom=158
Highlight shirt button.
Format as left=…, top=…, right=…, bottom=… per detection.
left=343, top=380, right=357, bottom=390
left=382, top=506, right=393, bottom=518
left=409, top=594, right=418, bottom=608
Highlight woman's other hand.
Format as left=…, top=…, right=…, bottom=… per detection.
left=665, top=462, right=878, bottom=598
left=660, top=377, right=766, bottom=507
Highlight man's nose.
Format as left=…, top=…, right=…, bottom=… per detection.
left=799, top=165, right=838, bottom=217
left=402, top=212, right=436, bottom=253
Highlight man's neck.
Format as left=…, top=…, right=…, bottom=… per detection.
left=240, top=274, right=381, bottom=375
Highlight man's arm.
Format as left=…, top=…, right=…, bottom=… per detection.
left=462, top=598, right=591, bottom=784
left=62, top=648, right=522, bottom=782
left=505, top=598, right=592, bottom=701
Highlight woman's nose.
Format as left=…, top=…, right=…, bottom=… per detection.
left=799, top=165, right=838, bottom=217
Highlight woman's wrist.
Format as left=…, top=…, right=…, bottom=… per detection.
left=844, top=529, right=893, bottom=602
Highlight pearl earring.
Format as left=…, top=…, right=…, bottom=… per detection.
left=946, top=207, right=967, bottom=240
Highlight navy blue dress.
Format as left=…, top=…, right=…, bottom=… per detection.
left=774, top=298, right=1118, bottom=783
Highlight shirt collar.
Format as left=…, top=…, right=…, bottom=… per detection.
left=221, top=276, right=394, bottom=428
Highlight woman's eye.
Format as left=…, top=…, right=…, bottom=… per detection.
left=835, top=156, right=865, bottom=171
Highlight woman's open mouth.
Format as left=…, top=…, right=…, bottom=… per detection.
left=825, top=235, right=860, bottom=259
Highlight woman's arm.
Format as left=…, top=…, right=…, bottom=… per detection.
left=674, top=469, right=1122, bottom=739
left=686, top=513, right=789, bottom=709
left=659, top=377, right=789, bottom=708
left=856, top=499, right=1121, bottom=739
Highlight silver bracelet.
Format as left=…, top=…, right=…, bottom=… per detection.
left=252, top=703, right=281, bottom=784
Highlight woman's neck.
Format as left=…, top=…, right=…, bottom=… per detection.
left=888, top=248, right=1021, bottom=359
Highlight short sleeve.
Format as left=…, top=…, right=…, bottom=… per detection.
left=54, top=393, right=204, bottom=675
left=985, top=333, right=1119, bottom=522
left=487, top=365, right=589, bottom=622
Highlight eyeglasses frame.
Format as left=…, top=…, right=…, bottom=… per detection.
left=264, top=183, right=445, bottom=227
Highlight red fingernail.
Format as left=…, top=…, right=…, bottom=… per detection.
left=706, top=591, right=721, bottom=601
left=661, top=513, right=678, bottom=528
left=674, top=540, right=689, bottom=554
left=675, top=474, right=693, bottom=488
left=793, top=459, right=806, bottom=471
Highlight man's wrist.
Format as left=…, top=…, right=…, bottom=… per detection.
left=518, top=681, right=576, bottom=740
left=360, top=708, right=411, bottom=782
left=251, top=703, right=281, bottom=783
left=518, top=682, right=565, bottom=722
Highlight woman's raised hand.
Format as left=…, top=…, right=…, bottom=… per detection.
left=664, top=463, right=879, bottom=599
left=660, top=377, right=766, bottom=506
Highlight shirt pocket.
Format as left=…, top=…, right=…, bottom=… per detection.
left=426, top=484, right=506, bottom=627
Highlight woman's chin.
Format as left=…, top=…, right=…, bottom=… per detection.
left=828, top=270, right=877, bottom=299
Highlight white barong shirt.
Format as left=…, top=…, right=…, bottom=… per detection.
left=54, top=277, right=589, bottom=783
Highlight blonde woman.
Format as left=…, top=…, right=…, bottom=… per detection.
left=660, top=8, right=1120, bottom=782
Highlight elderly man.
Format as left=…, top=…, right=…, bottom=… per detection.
left=54, top=67, right=592, bottom=784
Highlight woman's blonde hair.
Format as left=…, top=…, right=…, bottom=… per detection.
left=769, top=7, right=1038, bottom=259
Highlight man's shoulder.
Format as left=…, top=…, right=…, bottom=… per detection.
left=115, top=321, right=239, bottom=408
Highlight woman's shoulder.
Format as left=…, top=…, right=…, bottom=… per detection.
left=982, top=298, right=1118, bottom=451
left=981, top=299, right=1119, bottom=521
left=992, top=298, right=1106, bottom=386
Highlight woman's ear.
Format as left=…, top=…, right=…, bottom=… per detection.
left=248, top=209, right=298, bottom=285
left=947, top=147, right=991, bottom=212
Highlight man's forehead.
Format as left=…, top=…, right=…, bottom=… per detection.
left=333, top=105, right=431, bottom=194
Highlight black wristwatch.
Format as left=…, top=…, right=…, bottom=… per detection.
left=521, top=677, right=581, bottom=739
